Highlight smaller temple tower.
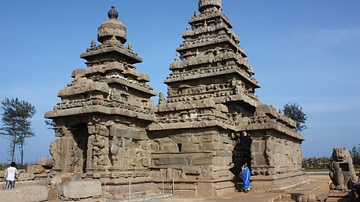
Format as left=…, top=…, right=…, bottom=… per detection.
left=45, top=6, right=161, bottom=199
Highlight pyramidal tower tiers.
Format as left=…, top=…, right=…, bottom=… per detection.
left=45, top=6, right=161, bottom=198
left=45, top=1, right=307, bottom=200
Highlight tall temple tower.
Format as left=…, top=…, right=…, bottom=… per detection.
left=148, top=0, right=307, bottom=197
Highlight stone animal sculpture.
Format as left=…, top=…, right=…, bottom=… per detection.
left=328, top=148, right=357, bottom=190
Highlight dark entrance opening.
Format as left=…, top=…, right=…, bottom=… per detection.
left=71, top=123, right=89, bottom=173
left=230, top=133, right=252, bottom=191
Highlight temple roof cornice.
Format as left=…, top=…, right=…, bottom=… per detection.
left=81, top=45, right=142, bottom=64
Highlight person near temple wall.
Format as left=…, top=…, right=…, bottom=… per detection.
left=241, top=162, right=251, bottom=192
left=4, top=162, right=19, bottom=189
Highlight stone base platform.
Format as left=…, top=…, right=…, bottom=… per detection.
left=153, top=179, right=235, bottom=198
left=251, top=172, right=309, bottom=191
left=148, top=175, right=330, bottom=202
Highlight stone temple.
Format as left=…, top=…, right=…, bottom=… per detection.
left=45, top=0, right=307, bottom=199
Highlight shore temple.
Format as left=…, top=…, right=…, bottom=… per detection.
left=45, top=0, right=307, bottom=199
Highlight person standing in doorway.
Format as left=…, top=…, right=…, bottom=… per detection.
left=4, top=162, right=19, bottom=189
left=241, top=162, right=251, bottom=193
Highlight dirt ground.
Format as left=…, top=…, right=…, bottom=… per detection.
left=308, top=175, right=331, bottom=200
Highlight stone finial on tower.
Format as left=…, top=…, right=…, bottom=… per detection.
left=108, top=6, right=118, bottom=19
left=98, top=6, right=127, bottom=44
left=198, top=0, right=222, bottom=13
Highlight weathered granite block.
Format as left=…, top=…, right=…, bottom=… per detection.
left=200, top=135, right=220, bottom=142
left=18, top=173, right=36, bottom=181
left=27, top=164, right=46, bottom=174
left=59, top=180, right=102, bottom=200
left=182, top=166, right=201, bottom=175
left=38, top=158, right=54, bottom=168
left=152, top=157, right=190, bottom=166
left=182, top=143, right=198, bottom=152
left=193, top=156, right=212, bottom=165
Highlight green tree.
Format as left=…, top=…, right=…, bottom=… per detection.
left=280, top=103, right=307, bottom=132
left=350, top=144, right=360, bottom=167
left=0, top=98, right=36, bottom=164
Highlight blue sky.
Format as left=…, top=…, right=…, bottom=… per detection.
left=0, top=1, right=359, bottom=163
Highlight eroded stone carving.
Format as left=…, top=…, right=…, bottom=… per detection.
left=328, top=148, right=357, bottom=190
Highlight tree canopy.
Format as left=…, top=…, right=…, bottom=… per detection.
left=0, top=98, right=36, bottom=164
left=280, top=103, right=307, bottom=132
left=350, top=144, right=360, bottom=168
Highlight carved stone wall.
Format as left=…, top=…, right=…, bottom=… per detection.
left=250, top=131, right=303, bottom=176
left=148, top=129, right=234, bottom=197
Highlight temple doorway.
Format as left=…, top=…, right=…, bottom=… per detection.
left=70, top=123, right=89, bottom=173
left=230, top=132, right=252, bottom=191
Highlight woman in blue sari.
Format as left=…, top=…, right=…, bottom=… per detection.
left=241, top=162, right=251, bottom=192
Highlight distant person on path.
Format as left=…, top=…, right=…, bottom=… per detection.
left=4, top=162, right=19, bottom=189
left=241, top=162, right=251, bottom=192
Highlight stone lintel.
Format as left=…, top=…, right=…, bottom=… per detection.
left=226, top=94, right=259, bottom=107
left=147, top=120, right=235, bottom=131
left=81, top=46, right=142, bottom=64
left=44, top=105, right=155, bottom=122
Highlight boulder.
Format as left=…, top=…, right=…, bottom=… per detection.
left=27, top=165, right=46, bottom=174
left=38, top=158, right=54, bottom=168
left=18, top=173, right=36, bottom=181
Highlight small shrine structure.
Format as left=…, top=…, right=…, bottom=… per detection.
left=45, top=6, right=160, bottom=197
left=45, top=0, right=307, bottom=199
